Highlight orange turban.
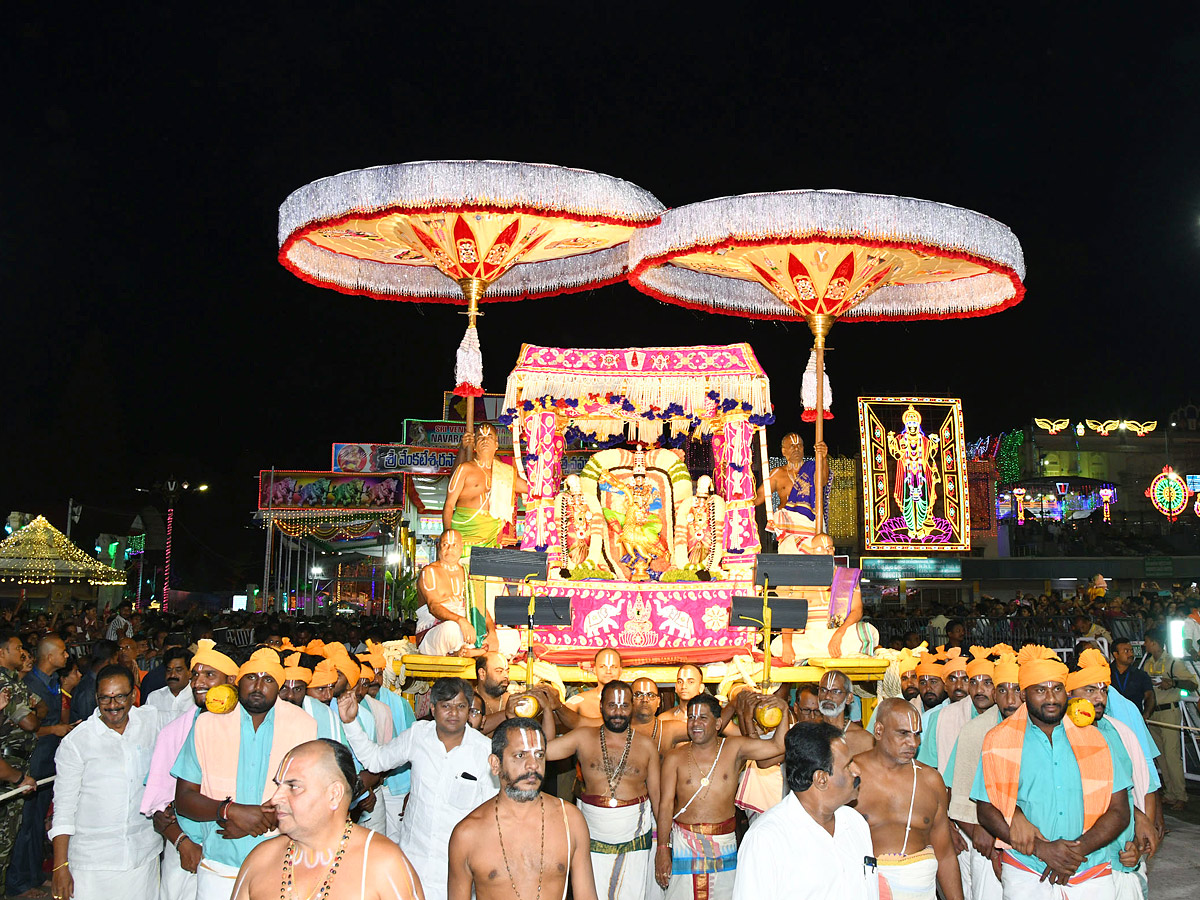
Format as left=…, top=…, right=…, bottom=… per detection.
left=238, top=648, right=286, bottom=685
left=192, top=639, right=238, bottom=678
left=1017, top=645, right=1068, bottom=690
left=357, top=663, right=375, bottom=682
left=1065, top=648, right=1112, bottom=693
left=915, top=655, right=944, bottom=678
left=966, top=646, right=995, bottom=680
left=324, top=644, right=360, bottom=686
left=309, top=659, right=338, bottom=688
left=280, top=638, right=298, bottom=652
left=941, top=648, right=968, bottom=676
left=993, top=651, right=1020, bottom=686
left=361, top=640, right=386, bottom=671
left=304, top=639, right=327, bottom=657
left=282, top=652, right=312, bottom=685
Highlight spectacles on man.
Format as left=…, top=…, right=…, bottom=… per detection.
left=97, top=691, right=133, bottom=705
left=633, top=691, right=659, bottom=700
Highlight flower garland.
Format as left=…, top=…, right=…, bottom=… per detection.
left=498, top=392, right=775, bottom=435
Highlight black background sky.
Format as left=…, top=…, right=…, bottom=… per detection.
left=5, top=8, right=1199, bottom=588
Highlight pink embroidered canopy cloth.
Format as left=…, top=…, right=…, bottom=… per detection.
left=498, top=344, right=774, bottom=559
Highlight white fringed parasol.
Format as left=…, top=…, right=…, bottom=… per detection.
left=279, top=160, right=663, bottom=442
left=627, top=189, right=1026, bottom=536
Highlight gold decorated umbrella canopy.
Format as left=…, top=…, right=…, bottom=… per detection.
left=628, top=190, right=1025, bottom=539
left=0, top=516, right=127, bottom=586
left=279, top=160, right=664, bottom=442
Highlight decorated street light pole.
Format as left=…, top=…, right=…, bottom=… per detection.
left=137, top=478, right=207, bottom=611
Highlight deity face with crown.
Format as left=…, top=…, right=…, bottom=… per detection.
left=903, top=405, right=922, bottom=435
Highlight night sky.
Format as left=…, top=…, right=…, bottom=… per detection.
left=7, top=10, right=1199, bottom=588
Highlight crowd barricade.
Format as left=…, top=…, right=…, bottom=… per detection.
left=228, top=628, right=256, bottom=647
left=867, top=613, right=1142, bottom=655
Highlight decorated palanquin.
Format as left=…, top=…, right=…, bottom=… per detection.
left=495, top=343, right=774, bottom=664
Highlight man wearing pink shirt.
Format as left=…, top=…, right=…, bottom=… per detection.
left=141, top=641, right=238, bottom=900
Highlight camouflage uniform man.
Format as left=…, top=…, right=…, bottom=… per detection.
left=0, top=632, right=40, bottom=888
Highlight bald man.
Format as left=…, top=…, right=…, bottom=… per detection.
left=562, top=648, right=623, bottom=721
left=854, top=699, right=962, bottom=900
left=656, top=664, right=705, bottom=749
left=233, top=739, right=423, bottom=900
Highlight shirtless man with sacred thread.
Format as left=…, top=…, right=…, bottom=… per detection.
left=547, top=681, right=660, bottom=900
left=656, top=664, right=705, bottom=750
left=853, top=698, right=963, bottom=900
left=560, top=648, right=624, bottom=722
left=449, top=718, right=597, bottom=900
left=655, top=692, right=791, bottom=900
left=232, top=739, right=423, bottom=900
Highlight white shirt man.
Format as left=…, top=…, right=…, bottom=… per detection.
left=339, top=680, right=497, bottom=900
left=146, top=683, right=196, bottom=724
left=49, top=679, right=163, bottom=898
left=734, top=724, right=878, bottom=900
left=106, top=612, right=134, bottom=642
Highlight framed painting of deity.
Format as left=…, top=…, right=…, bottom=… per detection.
left=857, top=397, right=970, bottom=552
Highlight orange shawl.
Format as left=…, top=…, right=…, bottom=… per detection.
left=194, top=699, right=318, bottom=804
left=980, top=704, right=1113, bottom=831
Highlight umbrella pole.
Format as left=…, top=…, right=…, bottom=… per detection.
left=805, top=314, right=835, bottom=538
left=457, top=278, right=488, bottom=462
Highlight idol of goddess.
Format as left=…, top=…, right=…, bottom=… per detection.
left=886, top=406, right=940, bottom=540
left=685, top=476, right=719, bottom=571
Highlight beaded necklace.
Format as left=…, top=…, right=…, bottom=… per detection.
left=280, top=819, right=354, bottom=900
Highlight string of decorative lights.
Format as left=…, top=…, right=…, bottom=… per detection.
left=0, top=516, right=127, bottom=585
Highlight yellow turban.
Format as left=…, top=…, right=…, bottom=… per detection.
left=966, top=646, right=995, bottom=680
left=1017, top=645, right=1068, bottom=690
left=309, top=659, right=338, bottom=688
left=993, top=651, right=1020, bottom=686
left=1065, top=648, right=1112, bottom=693
left=897, top=648, right=922, bottom=675
left=238, top=648, right=286, bottom=686
left=282, top=652, right=312, bottom=685
left=192, top=639, right=238, bottom=678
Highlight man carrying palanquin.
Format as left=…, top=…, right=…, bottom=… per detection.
left=449, top=718, right=597, bottom=900
left=547, top=681, right=660, bottom=900
left=918, top=647, right=988, bottom=772
left=143, top=639, right=239, bottom=900
left=945, top=652, right=1024, bottom=900
left=416, top=530, right=498, bottom=658
left=173, top=647, right=319, bottom=900
left=231, top=739, right=423, bottom=900
left=560, top=648, right=624, bottom=722
left=656, top=692, right=790, bottom=900
left=1065, top=649, right=1160, bottom=900
left=445, top=423, right=528, bottom=636
left=854, top=698, right=962, bottom=900
left=630, top=677, right=663, bottom=753
left=972, top=646, right=1133, bottom=899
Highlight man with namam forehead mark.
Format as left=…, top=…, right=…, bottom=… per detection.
left=853, top=698, right=963, bottom=900
left=449, top=719, right=597, bottom=900
left=548, top=680, right=660, bottom=900
left=232, top=739, right=423, bottom=900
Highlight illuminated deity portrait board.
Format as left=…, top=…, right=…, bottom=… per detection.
left=857, top=397, right=970, bottom=552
